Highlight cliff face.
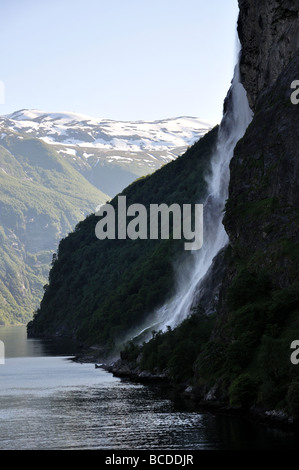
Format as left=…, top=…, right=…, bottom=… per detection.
left=224, top=51, right=299, bottom=290
left=224, top=0, right=299, bottom=288
left=237, top=0, right=299, bottom=111
left=197, top=1, right=299, bottom=412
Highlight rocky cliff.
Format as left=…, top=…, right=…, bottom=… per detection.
left=196, top=0, right=299, bottom=415
left=224, top=51, right=299, bottom=289
left=237, top=0, right=299, bottom=111
left=223, top=0, right=299, bottom=294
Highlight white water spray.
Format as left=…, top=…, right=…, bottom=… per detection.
left=134, top=56, right=253, bottom=341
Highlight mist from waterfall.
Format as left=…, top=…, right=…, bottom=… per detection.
left=132, top=53, right=253, bottom=342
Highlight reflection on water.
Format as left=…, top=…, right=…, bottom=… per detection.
left=0, top=326, right=298, bottom=450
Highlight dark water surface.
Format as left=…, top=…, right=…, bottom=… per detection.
left=0, top=326, right=298, bottom=450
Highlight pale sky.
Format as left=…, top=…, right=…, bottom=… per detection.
left=0, top=0, right=239, bottom=124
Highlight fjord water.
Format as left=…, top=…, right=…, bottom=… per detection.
left=0, top=326, right=298, bottom=450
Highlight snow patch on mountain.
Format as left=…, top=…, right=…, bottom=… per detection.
left=1, top=109, right=213, bottom=154
left=0, top=109, right=214, bottom=196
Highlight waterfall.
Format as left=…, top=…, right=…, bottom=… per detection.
left=133, top=53, right=253, bottom=341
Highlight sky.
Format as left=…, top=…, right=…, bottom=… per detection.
left=0, top=0, right=239, bottom=124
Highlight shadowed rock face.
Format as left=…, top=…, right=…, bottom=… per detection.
left=224, top=51, right=299, bottom=289
left=186, top=2, right=299, bottom=411
left=237, top=0, right=299, bottom=111
left=223, top=2, right=299, bottom=290
left=192, top=3, right=299, bottom=315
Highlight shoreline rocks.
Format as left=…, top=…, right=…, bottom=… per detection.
left=97, top=356, right=299, bottom=433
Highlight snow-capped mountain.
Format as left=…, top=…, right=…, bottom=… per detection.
left=0, top=109, right=213, bottom=196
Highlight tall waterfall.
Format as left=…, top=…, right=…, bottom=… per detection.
left=134, top=54, right=253, bottom=341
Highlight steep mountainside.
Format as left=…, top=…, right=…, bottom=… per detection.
left=191, top=49, right=299, bottom=413
left=237, top=0, right=299, bottom=110
left=0, top=132, right=108, bottom=325
left=1, top=111, right=212, bottom=197
left=27, top=127, right=219, bottom=347
left=208, top=1, right=299, bottom=411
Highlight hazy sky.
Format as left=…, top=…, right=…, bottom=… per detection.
left=0, top=0, right=239, bottom=123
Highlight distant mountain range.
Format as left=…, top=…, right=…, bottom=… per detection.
left=0, top=109, right=212, bottom=325
left=1, top=110, right=213, bottom=197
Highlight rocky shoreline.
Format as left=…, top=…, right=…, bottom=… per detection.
left=72, top=350, right=299, bottom=434
left=110, top=360, right=299, bottom=433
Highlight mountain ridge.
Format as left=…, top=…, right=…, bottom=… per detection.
left=1, top=109, right=213, bottom=197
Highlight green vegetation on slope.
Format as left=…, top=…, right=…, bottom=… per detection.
left=27, top=126, right=219, bottom=347
left=0, top=133, right=108, bottom=325
left=195, top=260, right=299, bottom=412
